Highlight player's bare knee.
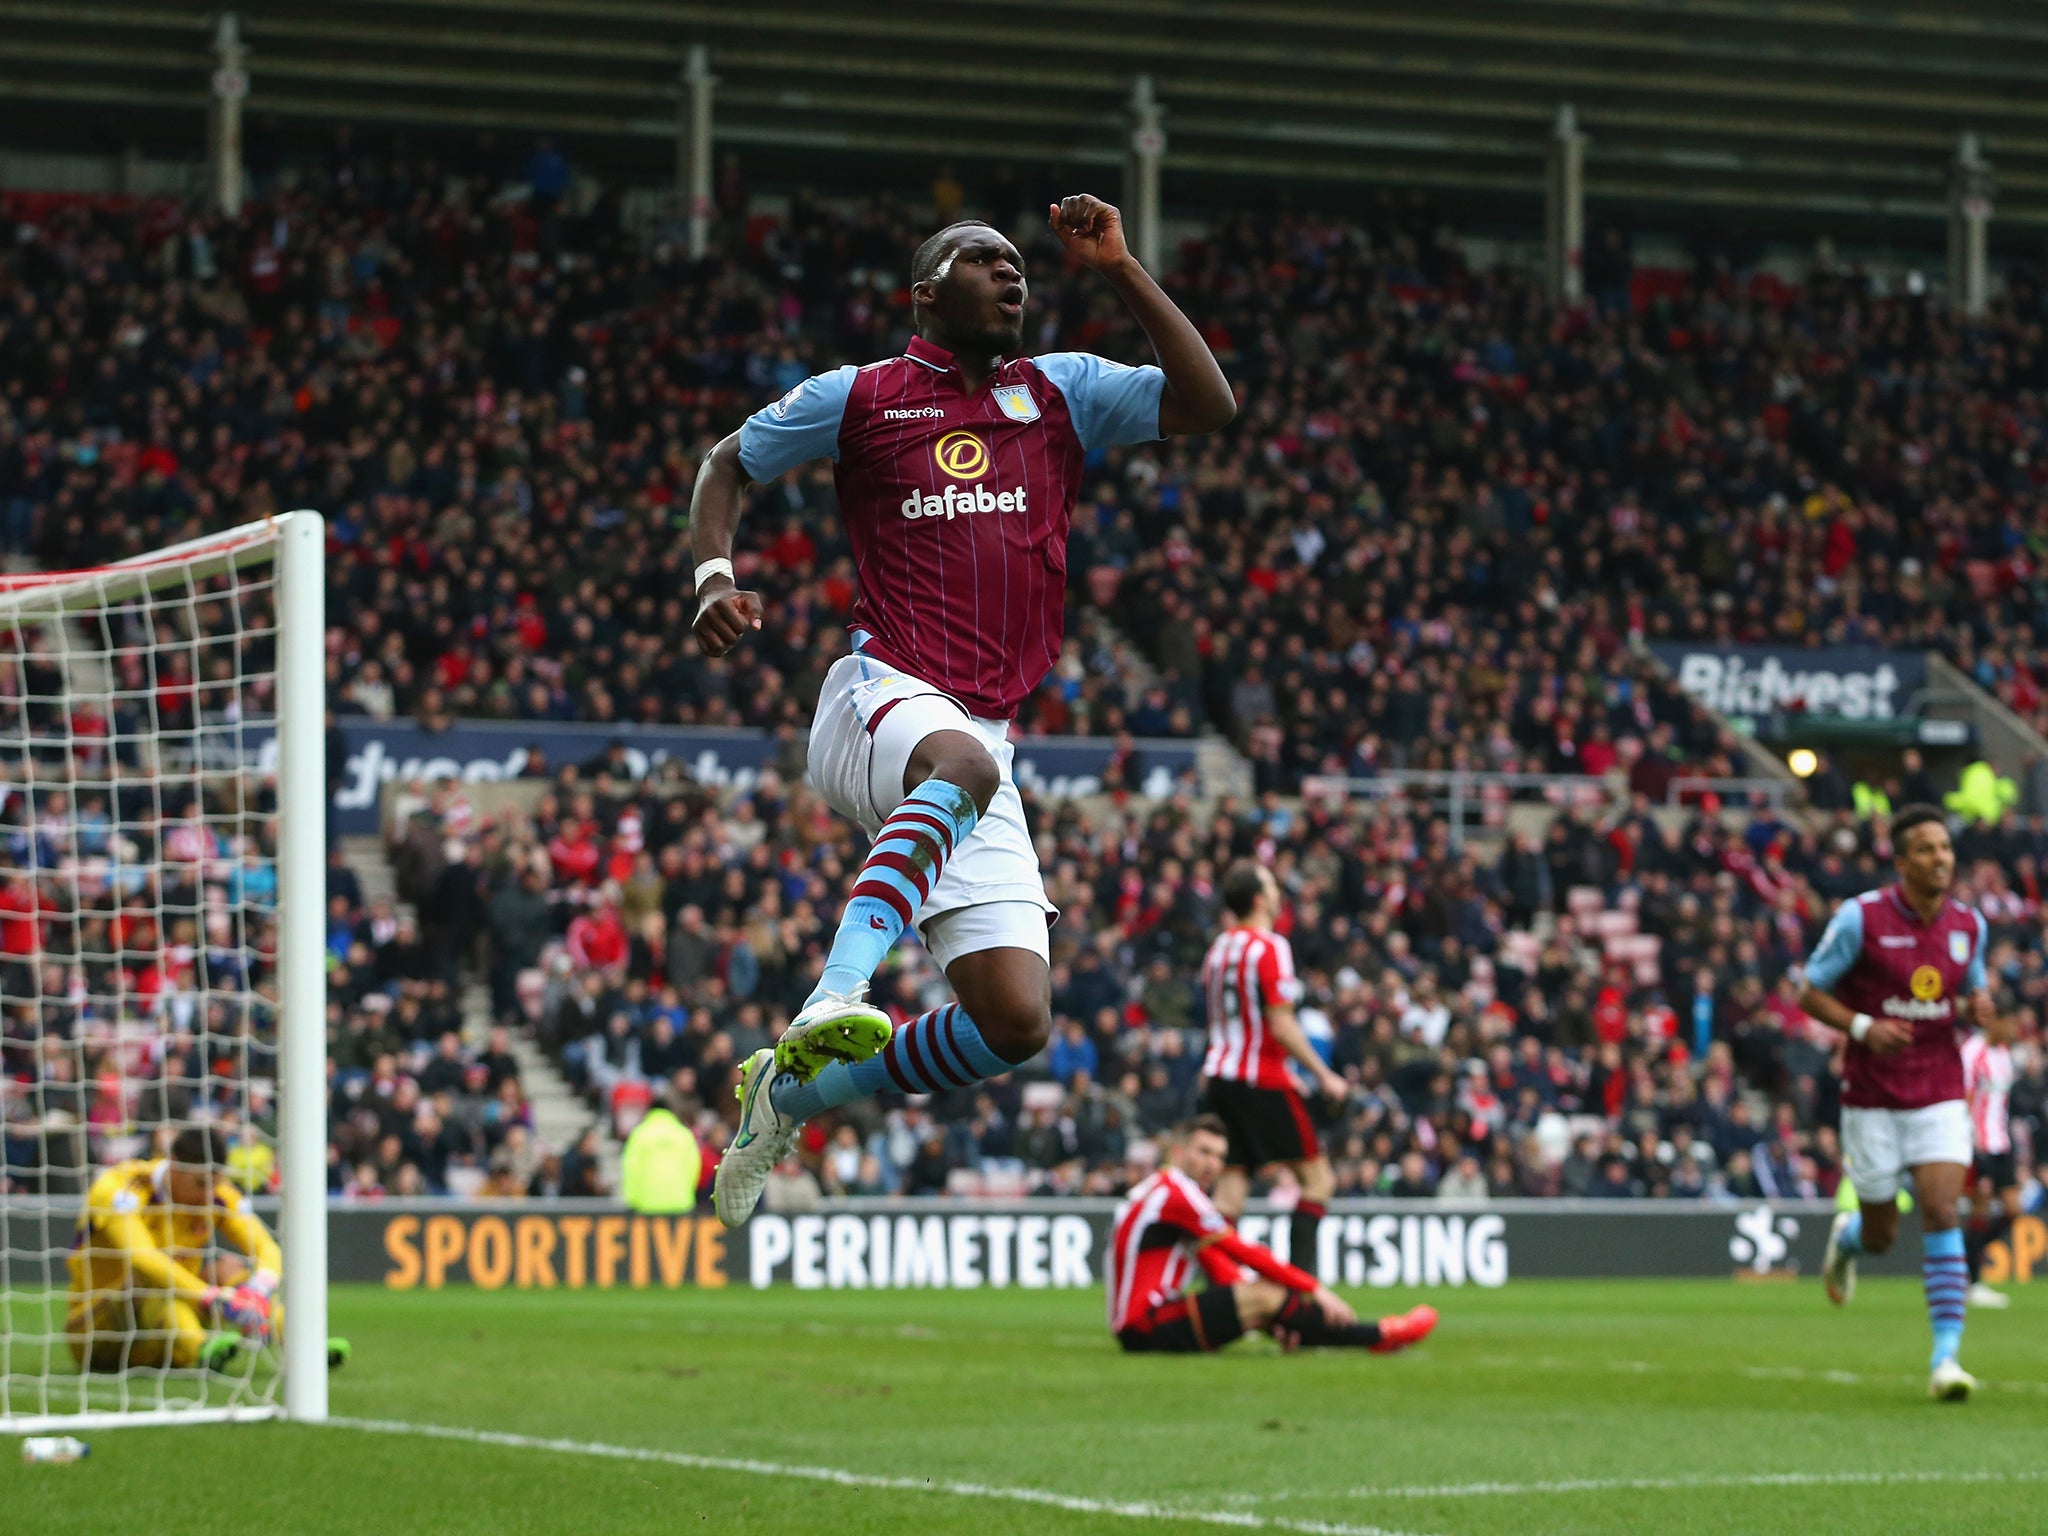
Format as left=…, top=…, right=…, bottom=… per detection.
left=956, top=753, right=1002, bottom=814
left=1919, top=1198, right=1961, bottom=1233
left=907, top=734, right=1000, bottom=814
left=1298, top=1157, right=1336, bottom=1203
left=977, top=997, right=1053, bottom=1062
left=948, top=950, right=1052, bottom=1062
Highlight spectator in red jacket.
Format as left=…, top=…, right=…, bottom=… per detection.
left=0, top=874, right=41, bottom=957
left=547, top=819, right=602, bottom=888
left=567, top=894, right=629, bottom=978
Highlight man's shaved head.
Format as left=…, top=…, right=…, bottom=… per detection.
left=911, top=221, right=996, bottom=288
left=909, top=220, right=1026, bottom=356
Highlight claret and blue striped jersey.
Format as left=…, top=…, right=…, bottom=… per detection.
left=738, top=335, right=1164, bottom=720
left=1804, top=886, right=1986, bottom=1110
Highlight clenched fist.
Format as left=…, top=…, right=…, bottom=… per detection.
left=694, top=579, right=763, bottom=658
left=1048, top=194, right=1133, bottom=274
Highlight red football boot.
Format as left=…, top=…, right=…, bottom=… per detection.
left=1369, top=1304, right=1439, bottom=1354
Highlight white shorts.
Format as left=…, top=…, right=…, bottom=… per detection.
left=1840, top=1101, right=1973, bottom=1203
left=807, top=651, right=1055, bottom=970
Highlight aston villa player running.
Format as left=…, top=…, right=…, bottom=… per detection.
left=1799, top=805, right=1995, bottom=1402
left=691, top=195, right=1235, bottom=1224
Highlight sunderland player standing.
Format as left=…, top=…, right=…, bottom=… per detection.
left=691, top=196, right=1236, bottom=1224
left=1960, top=1012, right=2020, bottom=1310
left=1106, top=1115, right=1438, bottom=1355
left=1198, top=861, right=1348, bottom=1268
left=1799, top=806, right=1994, bottom=1401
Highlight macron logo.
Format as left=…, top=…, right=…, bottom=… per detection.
left=883, top=407, right=947, bottom=421
left=902, top=484, right=1028, bottom=520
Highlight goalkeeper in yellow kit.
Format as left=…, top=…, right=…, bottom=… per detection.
left=66, top=1125, right=338, bottom=1374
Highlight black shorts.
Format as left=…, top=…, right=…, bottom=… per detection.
left=1199, top=1077, right=1320, bottom=1169
left=1974, top=1150, right=2018, bottom=1191
left=1116, top=1286, right=1244, bottom=1354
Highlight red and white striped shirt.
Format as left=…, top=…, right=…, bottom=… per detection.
left=1106, top=1167, right=1232, bottom=1334
left=1200, top=926, right=1302, bottom=1091
left=1960, top=1032, right=2014, bottom=1157
left=1105, top=1167, right=1320, bottom=1334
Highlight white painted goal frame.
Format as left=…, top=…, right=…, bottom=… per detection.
left=0, top=512, right=327, bottom=1430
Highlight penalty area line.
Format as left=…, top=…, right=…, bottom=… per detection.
left=325, top=1415, right=1445, bottom=1536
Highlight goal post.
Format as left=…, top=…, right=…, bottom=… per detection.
left=276, top=511, right=328, bottom=1425
left=0, top=510, right=327, bottom=1431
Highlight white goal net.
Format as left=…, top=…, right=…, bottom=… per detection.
left=0, top=513, right=328, bottom=1431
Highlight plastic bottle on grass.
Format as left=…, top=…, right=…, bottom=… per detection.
left=22, top=1435, right=90, bottom=1464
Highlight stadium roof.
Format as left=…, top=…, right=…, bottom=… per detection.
left=7, top=0, right=2048, bottom=228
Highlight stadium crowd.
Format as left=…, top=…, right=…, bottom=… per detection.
left=385, top=750, right=2048, bottom=1210
left=1, top=145, right=2045, bottom=1206
left=13, top=154, right=2048, bottom=781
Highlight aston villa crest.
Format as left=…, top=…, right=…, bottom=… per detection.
left=992, top=384, right=1041, bottom=424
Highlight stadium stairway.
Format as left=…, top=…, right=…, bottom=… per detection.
left=1926, top=653, right=2048, bottom=800
left=1088, top=608, right=1255, bottom=798
left=337, top=834, right=622, bottom=1194
left=469, top=980, right=622, bottom=1193
left=338, top=834, right=402, bottom=914
left=1197, top=736, right=1255, bottom=799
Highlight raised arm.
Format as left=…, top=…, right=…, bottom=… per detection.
left=1048, top=195, right=1235, bottom=435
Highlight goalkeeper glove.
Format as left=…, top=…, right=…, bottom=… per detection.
left=218, top=1284, right=275, bottom=1342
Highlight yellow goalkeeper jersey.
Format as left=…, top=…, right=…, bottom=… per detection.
left=67, top=1158, right=282, bottom=1303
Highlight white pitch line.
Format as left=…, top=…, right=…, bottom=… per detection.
left=1473, top=1353, right=2048, bottom=1396
left=1214, top=1467, right=2048, bottom=1507
left=1328, top=1468, right=2048, bottom=1501
left=325, top=1416, right=1442, bottom=1536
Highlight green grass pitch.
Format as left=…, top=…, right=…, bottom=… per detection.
left=6, top=1279, right=2044, bottom=1535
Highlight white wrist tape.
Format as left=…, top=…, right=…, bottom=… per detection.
left=1849, top=1013, right=1874, bottom=1043
left=693, top=557, right=734, bottom=590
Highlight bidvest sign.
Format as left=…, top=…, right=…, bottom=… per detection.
left=1648, top=643, right=1927, bottom=724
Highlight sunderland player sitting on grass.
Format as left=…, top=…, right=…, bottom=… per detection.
left=1107, top=1115, right=1437, bottom=1355
left=1798, top=805, right=1992, bottom=1402
left=1198, top=860, right=1349, bottom=1268
left=1960, top=1008, right=2022, bottom=1310
left=690, top=194, right=1236, bottom=1226
left=66, top=1126, right=345, bottom=1374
